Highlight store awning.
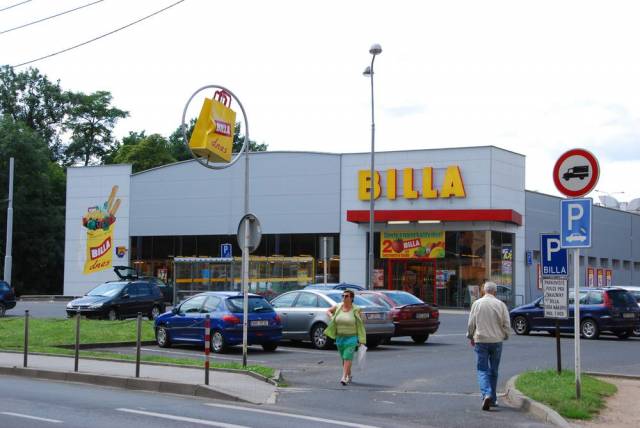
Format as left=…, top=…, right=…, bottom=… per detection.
left=346, top=209, right=522, bottom=225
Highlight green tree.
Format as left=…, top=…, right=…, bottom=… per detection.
left=0, top=117, right=65, bottom=294
left=64, top=91, right=128, bottom=166
left=112, top=133, right=176, bottom=173
left=103, top=130, right=147, bottom=164
left=232, top=122, right=267, bottom=153
left=0, top=66, right=69, bottom=161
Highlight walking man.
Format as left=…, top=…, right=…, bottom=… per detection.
left=467, top=281, right=511, bottom=411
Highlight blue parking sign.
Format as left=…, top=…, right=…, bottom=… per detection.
left=540, top=234, right=567, bottom=276
left=560, top=198, right=592, bottom=248
left=221, top=243, right=232, bottom=258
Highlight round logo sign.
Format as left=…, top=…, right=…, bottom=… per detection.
left=552, top=149, right=599, bottom=197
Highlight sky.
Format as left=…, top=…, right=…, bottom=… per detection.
left=2, top=0, right=640, bottom=204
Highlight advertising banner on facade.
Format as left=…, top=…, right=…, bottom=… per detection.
left=82, top=185, right=121, bottom=274
left=586, top=266, right=595, bottom=287
left=605, top=269, right=612, bottom=287
left=501, top=245, right=513, bottom=275
left=381, top=231, right=445, bottom=259
left=597, top=268, right=604, bottom=287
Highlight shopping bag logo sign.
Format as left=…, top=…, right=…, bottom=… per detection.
left=90, top=236, right=112, bottom=260
left=214, top=120, right=232, bottom=136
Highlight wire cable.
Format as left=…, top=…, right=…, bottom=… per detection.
left=12, top=0, right=185, bottom=68
left=1, top=0, right=104, bottom=35
left=0, top=0, right=31, bottom=13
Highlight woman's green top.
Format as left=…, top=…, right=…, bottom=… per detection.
left=324, top=303, right=367, bottom=344
left=335, top=308, right=357, bottom=336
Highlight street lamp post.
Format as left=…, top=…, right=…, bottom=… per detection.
left=363, top=44, right=382, bottom=290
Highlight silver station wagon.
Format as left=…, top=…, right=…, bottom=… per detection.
left=270, top=289, right=394, bottom=349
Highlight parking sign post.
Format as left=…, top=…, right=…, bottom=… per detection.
left=573, top=248, right=581, bottom=398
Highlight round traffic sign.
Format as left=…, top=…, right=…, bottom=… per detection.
left=237, top=213, right=262, bottom=253
left=552, top=149, right=599, bottom=197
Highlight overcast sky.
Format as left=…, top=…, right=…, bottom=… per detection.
left=2, top=0, right=640, bottom=203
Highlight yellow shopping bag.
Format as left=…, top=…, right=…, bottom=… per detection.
left=188, top=90, right=236, bottom=163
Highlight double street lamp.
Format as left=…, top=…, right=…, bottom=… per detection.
left=363, top=43, right=382, bottom=290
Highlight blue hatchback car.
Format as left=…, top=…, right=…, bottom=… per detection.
left=510, top=287, right=640, bottom=339
left=154, top=292, right=282, bottom=353
left=0, top=281, right=16, bottom=317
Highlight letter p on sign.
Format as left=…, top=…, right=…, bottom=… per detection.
left=567, top=203, right=584, bottom=230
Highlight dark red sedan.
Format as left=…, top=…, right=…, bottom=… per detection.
left=359, top=290, right=440, bottom=343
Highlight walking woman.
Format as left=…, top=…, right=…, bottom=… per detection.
left=324, top=289, right=366, bottom=385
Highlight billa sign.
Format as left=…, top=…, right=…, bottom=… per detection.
left=188, top=90, right=236, bottom=163
left=381, top=231, right=445, bottom=259
left=358, top=166, right=466, bottom=201
left=82, top=186, right=121, bottom=274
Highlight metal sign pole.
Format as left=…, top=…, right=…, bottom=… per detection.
left=555, top=319, right=561, bottom=373
left=574, top=248, right=581, bottom=398
left=241, top=133, right=250, bottom=369
left=3, top=157, right=14, bottom=285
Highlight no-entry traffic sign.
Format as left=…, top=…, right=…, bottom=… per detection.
left=553, top=149, right=600, bottom=197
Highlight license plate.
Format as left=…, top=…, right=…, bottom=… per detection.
left=251, top=320, right=269, bottom=327
left=366, top=313, right=383, bottom=320
left=415, top=313, right=430, bottom=319
left=623, top=313, right=636, bottom=319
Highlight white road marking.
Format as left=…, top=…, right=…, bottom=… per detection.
left=116, top=408, right=248, bottom=428
left=140, top=348, right=267, bottom=363
left=204, top=403, right=381, bottom=428
left=1, top=412, right=62, bottom=423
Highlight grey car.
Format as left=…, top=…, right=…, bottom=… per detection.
left=270, top=289, right=394, bottom=350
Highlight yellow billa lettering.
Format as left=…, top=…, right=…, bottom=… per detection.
left=403, top=168, right=419, bottom=199
left=422, top=167, right=438, bottom=199
left=386, top=169, right=397, bottom=200
left=440, top=166, right=466, bottom=198
left=358, top=170, right=381, bottom=200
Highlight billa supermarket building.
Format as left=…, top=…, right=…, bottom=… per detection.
left=63, top=146, right=640, bottom=307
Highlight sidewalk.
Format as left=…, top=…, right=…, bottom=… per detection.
left=0, top=352, right=277, bottom=405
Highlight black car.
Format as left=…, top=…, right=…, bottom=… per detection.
left=66, top=269, right=166, bottom=320
left=113, top=266, right=174, bottom=304
left=0, top=280, right=16, bottom=317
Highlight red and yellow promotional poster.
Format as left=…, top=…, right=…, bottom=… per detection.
left=586, top=267, right=595, bottom=287
left=83, top=186, right=120, bottom=275
left=605, top=269, right=612, bottom=287
left=381, top=231, right=445, bottom=259
left=597, top=268, right=604, bottom=287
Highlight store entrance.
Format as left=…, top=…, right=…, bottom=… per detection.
left=388, top=260, right=438, bottom=304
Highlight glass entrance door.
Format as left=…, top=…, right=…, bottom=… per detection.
left=388, top=260, right=438, bottom=305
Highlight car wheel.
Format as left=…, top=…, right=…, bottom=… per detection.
left=211, top=331, right=228, bottom=353
left=0, top=303, right=5, bottom=317
left=107, top=308, right=119, bottom=321
left=411, top=334, right=429, bottom=344
left=616, top=330, right=632, bottom=340
left=513, top=316, right=530, bottom=335
left=310, top=324, right=332, bottom=350
left=262, top=342, right=278, bottom=352
left=580, top=319, right=600, bottom=339
left=156, top=326, right=171, bottom=348
left=633, top=326, right=640, bottom=337
left=148, top=305, right=161, bottom=320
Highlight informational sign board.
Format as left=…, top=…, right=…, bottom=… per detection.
left=526, top=250, right=533, bottom=265
left=220, top=243, right=232, bottom=258
left=543, top=277, right=569, bottom=319
left=561, top=198, right=592, bottom=248
left=540, top=233, right=568, bottom=276
left=553, top=148, right=600, bottom=197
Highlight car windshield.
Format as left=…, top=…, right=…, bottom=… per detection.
left=226, top=296, right=275, bottom=313
left=87, top=282, right=125, bottom=297
left=0, top=282, right=9, bottom=292
left=327, top=293, right=374, bottom=306
left=384, top=291, right=424, bottom=306
left=607, top=290, right=637, bottom=306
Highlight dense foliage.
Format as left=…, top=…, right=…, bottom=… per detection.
left=0, top=66, right=267, bottom=294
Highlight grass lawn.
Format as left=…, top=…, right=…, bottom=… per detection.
left=516, top=369, right=617, bottom=420
left=0, top=317, right=275, bottom=379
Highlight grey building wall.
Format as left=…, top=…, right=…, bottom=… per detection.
left=524, top=191, right=640, bottom=302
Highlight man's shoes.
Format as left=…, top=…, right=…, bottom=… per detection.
left=482, top=396, right=492, bottom=411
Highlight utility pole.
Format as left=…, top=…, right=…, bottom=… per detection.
left=4, top=158, right=14, bottom=285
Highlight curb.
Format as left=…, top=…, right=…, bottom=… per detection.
left=504, top=374, right=571, bottom=427
left=0, top=365, right=246, bottom=402
left=584, top=371, right=640, bottom=381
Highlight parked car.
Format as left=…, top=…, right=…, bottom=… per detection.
left=358, top=290, right=440, bottom=343
left=613, top=286, right=640, bottom=335
left=113, top=265, right=174, bottom=304
left=66, top=267, right=166, bottom=320
left=510, top=287, right=640, bottom=339
left=154, top=292, right=282, bottom=353
left=0, top=280, right=16, bottom=317
left=304, top=283, right=365, bottom=291
left=270, top=289, right=394, bottom=349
